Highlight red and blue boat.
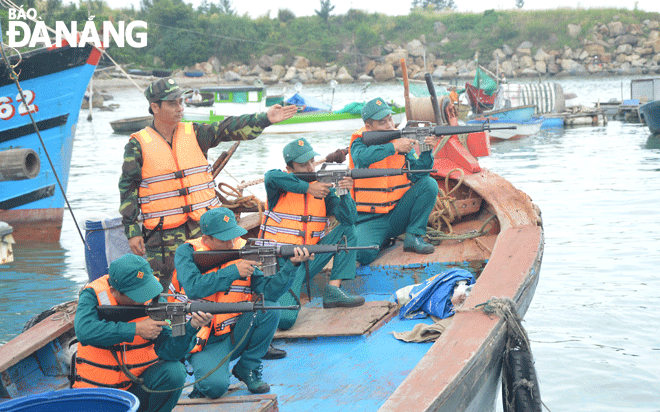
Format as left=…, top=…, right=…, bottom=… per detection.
left=0, top=41, right=101, bottom=242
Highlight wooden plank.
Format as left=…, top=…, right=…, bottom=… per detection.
left=174, top=394, right=278, bottom=412
left=274, top=301, right=395, bottom=339
left=0, top=309, right=75, bottom=372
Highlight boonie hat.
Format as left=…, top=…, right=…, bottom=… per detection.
left=282, top=138, right=319, bottom=164
left=361, top=97, right=394, bottom=121
left=144, top=78, right=183, bottom=103
left=109, top=254, right=163, bottom=303
left=200, top=207, right=247, bottom=241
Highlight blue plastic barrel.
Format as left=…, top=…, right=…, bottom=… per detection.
left=82, top=214, right=134, bottom=282
left=0, top=388, right=139, bottom=412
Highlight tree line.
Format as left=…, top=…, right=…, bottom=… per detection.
left=2, top=1, right=658, bottom=75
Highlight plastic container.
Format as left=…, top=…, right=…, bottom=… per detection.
left=82, top=213, right=133, bottom=282
left=0, top=388, right=139, bottom=412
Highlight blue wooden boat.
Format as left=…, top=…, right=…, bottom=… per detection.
left=639, top=100, right=660, bottom=134
left=0, top=42, right=101, bottom=242
left=467, top=106, right=544, bottom=140
left=0, top=153, right=543, bottom=411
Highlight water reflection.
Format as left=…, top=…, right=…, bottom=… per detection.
left=644, top=133, right=660, bottom=150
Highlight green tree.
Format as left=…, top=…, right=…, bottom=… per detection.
left=277, top=8, right=296, bottom=23
left=315, top=0, right=335, bottom=22
left=411, top=0, right=455, bottom=11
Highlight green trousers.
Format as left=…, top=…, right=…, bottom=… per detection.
left=355, top=175, right=439, bottom=265
left=127, top=360, right=187, bottom=412
left=276, top=222, right=357, bottom=330
left=187, top=302, right=280, bottom=399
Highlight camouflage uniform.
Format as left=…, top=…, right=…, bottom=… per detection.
left=119, top=115, right=271, bottom=290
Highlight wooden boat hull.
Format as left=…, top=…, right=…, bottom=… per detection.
left=639, top=100, right=660, bottom=134
left=0, top=43, right=101, bottom=242
left=109, top=116, right=153, bottom=134
left=0, top=162, right=543, bottom=411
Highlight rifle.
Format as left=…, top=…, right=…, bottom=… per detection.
left=361, top=123, right=517, bottom=151
left=294, top=163, right=437, bottom=196
left=97, top=296, right=297, bottom=336
left=193, top=237, right=379, bottom=275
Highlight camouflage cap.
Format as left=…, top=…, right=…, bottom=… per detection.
left=361, top=97, right=393, bottom=121
left=144, top=78, right=183, bottom=104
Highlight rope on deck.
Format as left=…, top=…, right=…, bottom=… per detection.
left=424, top=168, right=496, bottom=246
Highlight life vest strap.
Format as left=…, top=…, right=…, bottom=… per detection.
left=259, top=225, right=325, bottom=239
left=263, top=210, right=329, bottom=225
left=353, top=182, right=412, bottom=193
left=74, top=375, right=133, bottom=389
left=138, top=181, right=216, bottom=204
left=142, top=197, right=219, bottom=220
left=140, top=165, right=212, bottom=188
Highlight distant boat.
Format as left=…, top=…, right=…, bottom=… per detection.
left=639, top=100, right=660, bottom=134
left=109, top=116, right=153, bottom=134
left=151, top=69, right=172, bottom=77
left=182, top=84, right=406, bottom=133
left=184, top=70, right=204, bottom=77
left=492, top=83, right=566, bottom=129
left=0, top=42, right=101, bottom=242
left=182, top=89, right=214, bottom=107
left=467, top=105, right=543, bottom=141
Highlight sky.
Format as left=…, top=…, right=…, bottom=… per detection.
left=97, top=0, right=660, bottom=17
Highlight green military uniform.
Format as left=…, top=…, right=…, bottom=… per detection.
left=119, top=106, right=273, bottom=291
left=74, top=254, right=199, bottom=412
left=173, top=208, right=298, bottom=397
left=350, top=98, right=439, bottom=264
left=263, top=168, right=359, bottom=329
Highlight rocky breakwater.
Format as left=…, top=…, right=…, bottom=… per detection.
left=176, top=16, right=660, bottom=86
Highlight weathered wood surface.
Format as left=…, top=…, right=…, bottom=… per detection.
left=274, top=301, right=396, bottom=339
left=0, top=309, right=75, bottom=373
left=174, top=394, right=278, bottom=412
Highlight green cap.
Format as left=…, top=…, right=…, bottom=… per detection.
left=200, top=207, right=247, bottom=241
left=144, top=78, right=183, bottom=104
left=361, top=97, right=393, bottom=121
left=282, top=137, right=319, bottom=164
left=108, top=254, right=163, bottom=303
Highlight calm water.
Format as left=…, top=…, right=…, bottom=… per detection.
left=1, top=76, right=659, bottom=411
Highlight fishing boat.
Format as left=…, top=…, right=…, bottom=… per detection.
left=0, top=121, right=543, bottom=411
left=0, top=42, right=101, bottom=242
left=182, top=84, right=407, bottom=134
left=0, top=221, right=13, bottom=264
left=183, top=90, right=215, bottom=108
left=466, top=105, right=543, bottom=141
left=109, top=115, right=153, bottom=134
left=639, top=100, right=660, bottom=134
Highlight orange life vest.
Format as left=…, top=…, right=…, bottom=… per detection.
left=349, top=127, right=411, bottom=213
left=73, top=275, right=159, bottom=390
left=259, top=178, right=329, bottom=245
left=132, top=123, right=219, bottom=230
left=169, top=237, right=252, bottom=353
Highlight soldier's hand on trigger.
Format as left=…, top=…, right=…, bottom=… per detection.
left=235, top=259, right=261, bottom=278
left=307, top=181, right=332, bottom=198
left=135, top=317, right=168, bottom=340
left=392, top=138, right=415, bottom=154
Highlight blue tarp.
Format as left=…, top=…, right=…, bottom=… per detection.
left=394, top=268, right=475, bottom=320
left=285, top=93, right=331, bottom=112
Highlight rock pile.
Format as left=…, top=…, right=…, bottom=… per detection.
left=173, top=17, right=660, bottom=85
